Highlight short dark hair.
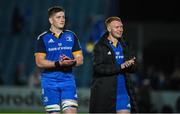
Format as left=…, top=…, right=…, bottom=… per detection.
left=105, top=16, right=121, bottom=27
left=48, top=6, right=65, bottom=18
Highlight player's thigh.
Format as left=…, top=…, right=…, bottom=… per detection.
left=117, top=109, right=130, bottom=114
left=42, top=87, right=61, bottom=112
left=61, top=84, right=78, bottom=112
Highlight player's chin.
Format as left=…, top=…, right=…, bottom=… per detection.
left=58, top=25, right=64, bottom=29
left=115, top=34, right=122, bottom=38
left=58, top=26, right=64, bottom=29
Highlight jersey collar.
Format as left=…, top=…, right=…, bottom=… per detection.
left=48, top=30, right=64, bottom=38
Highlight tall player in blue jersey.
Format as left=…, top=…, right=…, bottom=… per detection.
left=89, top=17, right=137, bottom=113
left=34, top=6, right=83, bottom=114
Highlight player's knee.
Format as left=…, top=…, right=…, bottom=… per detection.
left=61, top=100, right=78, bottom=112
left=63, top=107, right=77, bottom=113
left=117, top=109, right=130, bottom=114
left=45, top=104, right=60, bottom=113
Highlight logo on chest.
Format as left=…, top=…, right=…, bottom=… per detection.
left=107, top=51, right=111, bottom=55
left=115, top=52, right=124, bottom=59
left=66, top=36, right=72, bottom=42
left=58, top=43, right=62, bottom=46
left=48, top=42, right=72, bottom=52
left=48, top=38, right=55, bottom=43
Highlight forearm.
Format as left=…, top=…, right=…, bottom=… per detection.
left=75, top=57, right=83, bottom=66
left=35, top=58, right=55, bottom=69
left=73, top=52, right=83, bottom=67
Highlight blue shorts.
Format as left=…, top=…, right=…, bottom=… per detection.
left=41, top=73, right=78, bottom=112
left=116, top=75, right=131, bottom=111
left=116, top=95, right=131, bottom=110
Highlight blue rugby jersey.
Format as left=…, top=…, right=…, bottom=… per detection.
left=109, top=41, right=130, bottom=110
left=34, top=30, right=82, bottom=79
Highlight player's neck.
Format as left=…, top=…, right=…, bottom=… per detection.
left=108, top=35, right=118, bottom=47
left=50, top=26, right=63, bottom=36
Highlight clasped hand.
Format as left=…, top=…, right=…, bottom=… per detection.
left=59, top=54, right=76, bottom=67
left=121, top=57, right=136, bottom=69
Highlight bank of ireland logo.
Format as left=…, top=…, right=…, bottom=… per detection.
left=116, top=52, right=120, bottom=55
left=58, top=43, right=62, bottom=46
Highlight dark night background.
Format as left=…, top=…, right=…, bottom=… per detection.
left=0, top=0, right=180, bottom=113
left=119, top=0, right=180, bottom=22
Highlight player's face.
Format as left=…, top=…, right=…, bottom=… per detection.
left=108, top=20, right=123, bottom=39
left=50, top=11, right=65, bottom=29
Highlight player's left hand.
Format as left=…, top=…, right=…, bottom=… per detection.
left=59, top=54, right=77, bottom=67
left=60, top=54, right=71, bottom=61
left=123, top=57, right=136, bottom=68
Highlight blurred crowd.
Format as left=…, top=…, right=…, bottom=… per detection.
left=129, top=62, right=180, bottom=112
left=0, top=62, right=41, bottom=88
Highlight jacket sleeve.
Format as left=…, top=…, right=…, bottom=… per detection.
left=93, top=44, right=124, bottom=76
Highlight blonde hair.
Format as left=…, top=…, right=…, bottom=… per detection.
left=105, top=16, right=122, bottom=27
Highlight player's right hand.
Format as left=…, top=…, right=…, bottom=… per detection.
left=121, top=57, right=136, bottom=69
left=60, top=54, right=71, bottom=60
left=59, top=54, right=76, bottom=67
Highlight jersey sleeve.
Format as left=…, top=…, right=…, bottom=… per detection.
left=34, top=36, right=46, bottom=54
left=72, top=34, right=82, bottom=52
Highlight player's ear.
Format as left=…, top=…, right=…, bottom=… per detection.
left=49, top=18, right=53, bottom=24
left=107, top=26, right=111, bottom=32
